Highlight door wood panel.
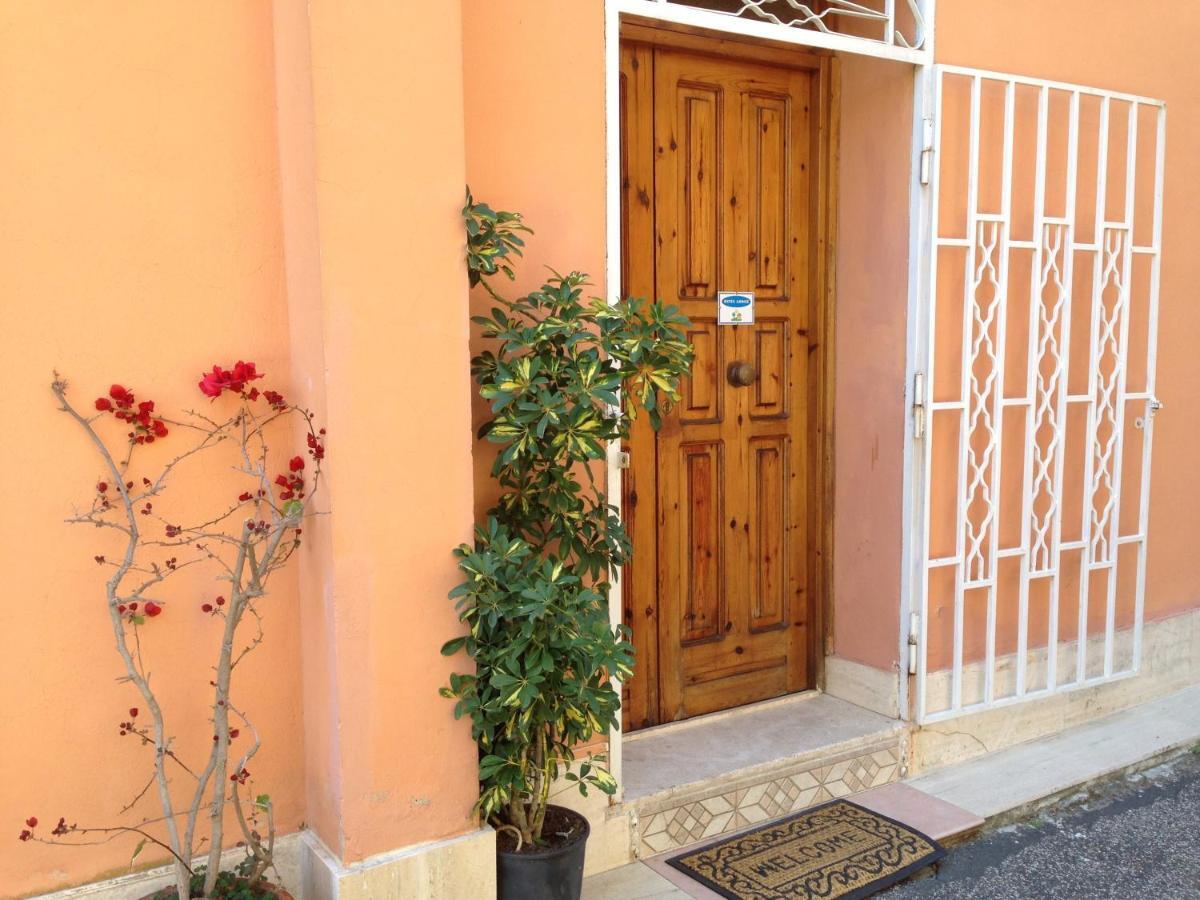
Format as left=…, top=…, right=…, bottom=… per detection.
left=621, top=37, right=833, bottom=729
left=619, top=41, right=660, bottom=730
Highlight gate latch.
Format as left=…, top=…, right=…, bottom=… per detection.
left=1135, top=396, right=1165, bottom=430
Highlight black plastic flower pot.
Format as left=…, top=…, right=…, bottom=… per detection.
left=496, top=805, right=590, bottom=900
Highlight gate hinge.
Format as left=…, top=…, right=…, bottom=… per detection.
left=919, top=116, right=935, bottom=186
left=616, top=450, right=631, bottom=469
left=912, top=371, right=927, bottom=440
left=907, top=612, right=920, bottom=675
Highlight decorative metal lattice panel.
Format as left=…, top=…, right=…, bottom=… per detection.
left=616, top=0, right=929, bottom=62
left=914, top=66, right=1166, bottom=723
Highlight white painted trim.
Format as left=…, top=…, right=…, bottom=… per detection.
left=899, top=0, right=937, bottom=722
left=603, top=0, right=625, bottom=799
left=900, top=64, right=934, bottom=723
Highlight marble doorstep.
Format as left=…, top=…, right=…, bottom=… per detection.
left=623, top=693, right=903, bottom=802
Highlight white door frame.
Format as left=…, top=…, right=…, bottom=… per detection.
left=601, top=0, right=939, bottom=791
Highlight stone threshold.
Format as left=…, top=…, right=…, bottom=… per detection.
left=620, top=693, right=909, bottom=858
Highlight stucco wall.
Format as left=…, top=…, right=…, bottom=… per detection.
left=2, top=2, right=481, bottom=895
left=830, top=56, right=915, bottom=672
left=461, top=0, right=609, bottom=519
left=0, top=5, right=302, bottom=895
left=295, top=0, right=480, bottom=865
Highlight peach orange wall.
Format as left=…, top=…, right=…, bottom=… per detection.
left=935, top=0, right=1200, bottom=629
left=830, top=56, right=915, bottom=671
left=461, top=0, right=609, bottom=519
left=0, top=4, right=302, bottom=896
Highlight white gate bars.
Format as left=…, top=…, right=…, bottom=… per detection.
left=913, top=65, right=1166, bottom=723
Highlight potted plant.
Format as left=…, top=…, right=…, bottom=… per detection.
left=18, top=363, right=326, bottom=899
left=441, top=194, right=692, bottom=900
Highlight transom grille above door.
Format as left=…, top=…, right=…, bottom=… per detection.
left=614, top=0, right=929, bottom=62
left=913, top=66, right=1166, bottom=724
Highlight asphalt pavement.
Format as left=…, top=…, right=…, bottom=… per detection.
left=885, top=749, right=1200, bottom=899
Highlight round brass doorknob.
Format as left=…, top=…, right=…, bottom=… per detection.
left=727, top=361, right=758, bottom=387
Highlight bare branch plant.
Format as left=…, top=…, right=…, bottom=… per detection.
left=19, top=363, right=325, bottom=900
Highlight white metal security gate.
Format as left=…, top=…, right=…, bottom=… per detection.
left=912, top=65, right=1166, bottom=723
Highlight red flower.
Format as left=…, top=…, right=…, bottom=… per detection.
left=198, top=361, right=264, bottom=398
left=18, top=830, right=31, bottom=842
left=93, top=383, right=169, bottom=444
left=289, top=456, right=304, bottom=472
left=215, top=596, right=226, bottom=606
left=201, top=603, right=213, bottom=613
left=25, top=817, right=37, bottom=829
left=198, top=374, right=222, bottom=398
left=238, top=491, right=252, bottom=502
left=97, top=482, right=108, bottom=493
left=129, top=708, right=138, bottom=717
left=264, top=390, right=286, bottom=410
left=144, top=601, right=162, bottom=617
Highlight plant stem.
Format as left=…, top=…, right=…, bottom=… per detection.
left=202, top=524, right=252, bottom=897
left=54, top=382, right=192, bottom=899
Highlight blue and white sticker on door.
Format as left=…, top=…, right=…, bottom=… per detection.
left=717, top=291, right=755, bottom=325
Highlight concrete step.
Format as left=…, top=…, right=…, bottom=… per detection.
left=851, top=782, right=984, bottom=846
left=907, top=681, right=1200, bottom=822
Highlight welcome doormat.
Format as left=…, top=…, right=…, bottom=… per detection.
left=665, top=799, right=945, bottom=899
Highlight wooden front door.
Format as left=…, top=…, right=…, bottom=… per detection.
left=621, top=38, right=832, bottom=728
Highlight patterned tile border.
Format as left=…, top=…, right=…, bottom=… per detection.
left=632, top=737, right=906, bottom=857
